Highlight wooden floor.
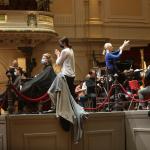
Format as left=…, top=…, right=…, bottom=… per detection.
left=0, top=111, right=150, bottom=150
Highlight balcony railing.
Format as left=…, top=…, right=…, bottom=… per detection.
left=0, top=10, right=57, bottom=47
left=0, top=10, right=56, bottom=33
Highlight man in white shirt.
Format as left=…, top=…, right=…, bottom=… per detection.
left=55, top=37, right=75, bottom=97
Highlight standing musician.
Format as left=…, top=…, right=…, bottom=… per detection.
left=104, top=40, right=130, bottom=75
left=55, top=37, right=75, bottom=98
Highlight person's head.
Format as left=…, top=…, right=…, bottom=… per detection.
left=89, top=69, right=96, bottom=78
left=85, top=74, right=90, bottom=81
left=41, top=53, right=52, bottom=66
left=12, top=60, right=18, bottom=68
left=104, top=43, right=113, bottom=52
left=79, top=80, right=84, bottom=86
left=59, top=36, right=71, bottom=48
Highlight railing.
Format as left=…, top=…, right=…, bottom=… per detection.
left=0, top=10, right=55, bottom=33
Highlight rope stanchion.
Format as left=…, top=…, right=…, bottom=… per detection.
left=84, top=84, right=115, bottom=111
left=119, top=83, right=150, bottom=103
left=10, top=80, right=150, bottom=111
left=84, top=82, right=150, bottom=111
left=11, top=84, right=50, bottom=102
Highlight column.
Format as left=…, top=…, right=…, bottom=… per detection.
left=88, top=0, right=102, bottom=24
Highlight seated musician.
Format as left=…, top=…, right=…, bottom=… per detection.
left=6, top=60, right=27, bottom=86
left=138, top=68, right=150, bottom=109
left=75, top=80, right=87, bottom=107
left=85, top=70, right=97, bottom=108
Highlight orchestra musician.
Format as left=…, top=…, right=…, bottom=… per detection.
left=104, top=40, right=130, bottom=75
left=138, top=66, right=150, bottom=109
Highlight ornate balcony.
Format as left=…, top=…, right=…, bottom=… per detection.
left=0, top=0, right=57, bottom=47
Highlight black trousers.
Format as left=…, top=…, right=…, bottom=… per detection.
left=64, top=75, right=75, bottom=98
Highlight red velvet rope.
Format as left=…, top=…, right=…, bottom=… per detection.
left=84, top=84, right=115, bottom=110
left=11, top=84, right=50, bottom=102
left=10, top=81, right=150, bottom=109
left=84, top=83, right=150, bottom=111
left=119, top=83, right=150, bottom=103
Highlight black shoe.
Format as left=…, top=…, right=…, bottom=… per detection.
left=139, top=106, right=143, bottom=110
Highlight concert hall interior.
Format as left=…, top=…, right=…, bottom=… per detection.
left=0, top=0, right=150, bottom=150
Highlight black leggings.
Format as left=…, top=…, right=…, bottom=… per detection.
left=64, top=75, right=75, bottom=98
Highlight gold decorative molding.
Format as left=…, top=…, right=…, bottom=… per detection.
left=38, top=15, right=54, bottom=27
left=0, top=14, right=7, bottom=23
left=88, top=18, right=103, bottom=25
left=0, top=10, right=56, bottom=33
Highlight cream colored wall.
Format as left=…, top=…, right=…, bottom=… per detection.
left=52, top=0, right=150, bottom=40
left=53, top=0, right=73, bottom=14
left=110, top=0, right=142, bottom=16
left=17, top=57, right=26, bottom=71
left=102, top=0, right=150, bottom=41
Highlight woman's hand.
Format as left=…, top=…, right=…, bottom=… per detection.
left=123, top=40, right=130, bottom=47
left=55, top=49, right=60, bottom=57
